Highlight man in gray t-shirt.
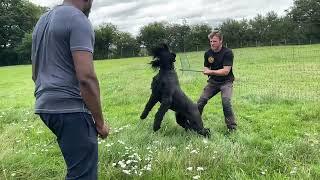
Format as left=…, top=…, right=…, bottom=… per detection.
left=32, top=0, right=109, bottom=179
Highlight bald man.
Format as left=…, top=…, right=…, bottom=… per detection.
left=32, top=0, right=109, bottom=179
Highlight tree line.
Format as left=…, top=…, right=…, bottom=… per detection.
left=1, top=0, right=319, bottom=66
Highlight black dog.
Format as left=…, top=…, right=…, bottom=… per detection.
left=140, top=44, right=210, bottom=137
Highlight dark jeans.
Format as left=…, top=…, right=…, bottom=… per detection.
left=39, top=112, right=98, bottom=180
left=197, top=81, right=237, bottom=130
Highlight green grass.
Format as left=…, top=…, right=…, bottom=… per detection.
left=0, top=44, right=319, bottom=179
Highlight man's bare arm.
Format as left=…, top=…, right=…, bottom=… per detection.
left=203, top=66, right=231, bottom=76
left=72, top=51, right=109, bottom=138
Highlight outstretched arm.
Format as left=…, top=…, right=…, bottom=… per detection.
left=203, top=66, right=231, bottom=76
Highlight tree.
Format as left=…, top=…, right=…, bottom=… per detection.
left=15, top=33, right=32, bottom=64
left=185, top=24, right=212, bottom=51
left=264, top=11, right=282, bottom=43
left=288, top=0, right=320, bottom=41
left=220, top=19, right=242, bottom=48
left=137, top=22, right=168, bottom=54
left=166, top=22, right=191, bottom=52
left=0, top=0, right=43, bottom=48
left=249, top=14, right=268, bottom=45
left=113, top=32, right=140, bottom=58
left=94, top=23, right=118, bottom=60
left=0, top=0, right=45, bottom=66
left=278, top=16, right=297, bottom=44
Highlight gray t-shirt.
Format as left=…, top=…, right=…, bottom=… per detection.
left=31, top=4, right=94, bottom=114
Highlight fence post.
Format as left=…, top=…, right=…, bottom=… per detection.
left=292, top=47, right=295, bottom=61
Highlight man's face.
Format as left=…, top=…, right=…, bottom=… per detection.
left=83, top=0, right=93, bottom=17
left=210, top=36, right=222, bottom=51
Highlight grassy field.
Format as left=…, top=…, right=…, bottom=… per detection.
left=0, top=44, right=319, bottom=179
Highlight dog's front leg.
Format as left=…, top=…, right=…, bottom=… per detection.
left=140, top=94, right=158, bottom=119
left=153, top=97, right=171, bottom=131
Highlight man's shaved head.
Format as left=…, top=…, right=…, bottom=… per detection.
left=63, top=0, right=94, bottom=17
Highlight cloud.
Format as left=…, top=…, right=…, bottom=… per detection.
left=29, top=0, right=293, bottom=36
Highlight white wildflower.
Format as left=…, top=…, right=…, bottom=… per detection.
left=197, top=167, right=204, bottom=171
left=126, top=160, right=132, bottom=164
left=290, top=167, right=297, bottom=175
left=145, top=164, right=152, bottom=171
left=190, top=150, right=198, bottom=154
left=193, top=175, right=200, bottom=179
left=117, top=140, right=125, bottom=145
left=105, top=143, right=112, bottom=147
left=186, top=167, right=193, bottom=171
left=122, top=169, right=131, bottom=175
left=118, top=160, right=126, bottom=168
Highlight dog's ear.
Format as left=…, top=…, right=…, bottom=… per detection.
left=151, top=46, right=163, bottom=58
left=162, top=43, right=169, bottom=51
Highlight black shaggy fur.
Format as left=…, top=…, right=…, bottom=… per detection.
left=140, top=44, right=210, bottom=137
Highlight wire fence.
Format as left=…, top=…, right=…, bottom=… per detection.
left=178, top=44, right=320, bottom=102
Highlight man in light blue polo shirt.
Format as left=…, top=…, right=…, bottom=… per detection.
left=32, top=0, right=109, bottom=179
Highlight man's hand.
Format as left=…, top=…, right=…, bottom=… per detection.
left=73, top=51, right=109, bottom=139
left=203, top=66, right=231, bottom=76
left=96, top=123, right=110, bottom=139
left=203, top=67, right=211, bottom=75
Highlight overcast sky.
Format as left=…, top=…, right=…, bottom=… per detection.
left=29, top=0, right=294, bottom=36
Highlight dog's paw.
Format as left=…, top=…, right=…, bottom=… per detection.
left=153, top=124, right=161, bottom=132
left=140, top=113, right=147, bottom=120
left=198, top=128, right=211, bottom=138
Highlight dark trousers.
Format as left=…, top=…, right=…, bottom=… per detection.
left=39, top=113, right=98, bottom=180
left=197, top=81, right=237, bottom=130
